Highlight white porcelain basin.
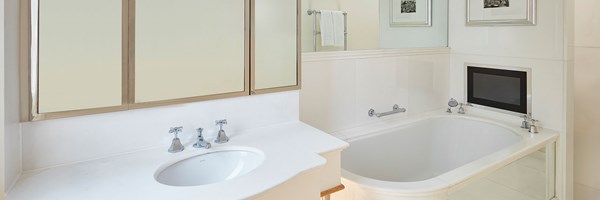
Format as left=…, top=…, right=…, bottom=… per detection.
left=155, top=150, right=264, bottom=186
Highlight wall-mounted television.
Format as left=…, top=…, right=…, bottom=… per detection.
left=466, top=65, right=531, bottom=114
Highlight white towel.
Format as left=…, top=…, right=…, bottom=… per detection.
left=319, top=10, right=345, bottom=47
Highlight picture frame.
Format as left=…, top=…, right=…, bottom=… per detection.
left=390, top=0, right=432, bottom=27
left=467, top=0, right=537, bottom=26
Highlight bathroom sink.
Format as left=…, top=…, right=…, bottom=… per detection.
left=155, top=150, right=264, bottom=186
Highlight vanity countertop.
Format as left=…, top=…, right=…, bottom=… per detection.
left=8, top=121, right=349, bottom=200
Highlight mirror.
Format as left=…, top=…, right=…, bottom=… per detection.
left=22, top=0, right=300, bottom=121
left=135, top=0, right=248, bottom=104
left=253, top=0, right=299, bottom=91
left=300, top=0, right=448, bottom=52
left=37, top=0, right=124, bottom=113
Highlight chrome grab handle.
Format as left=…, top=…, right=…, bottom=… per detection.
left=368, top=104, right=407, bottom=118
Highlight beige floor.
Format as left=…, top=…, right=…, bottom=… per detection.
left=449, top=151, right=548, bottom=200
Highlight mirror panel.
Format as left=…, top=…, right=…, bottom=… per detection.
left=253, top=0, right=299, bottom=90
left=135, top=0, right=247, bottom=103
left=301, top=0, right=448, bottom=52
left=38, top=0, right=123, bottom=113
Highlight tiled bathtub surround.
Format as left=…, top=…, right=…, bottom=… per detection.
left=448, top=0, right=572, bottom=199
left=300, top=48, right=450, bottom=133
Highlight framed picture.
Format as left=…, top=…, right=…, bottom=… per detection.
left=467, top=0, right=537, bottom=26
left=390, top=0, right=431, bottom=27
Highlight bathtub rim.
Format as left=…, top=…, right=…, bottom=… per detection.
left=337, top=113, right=559, bottom=196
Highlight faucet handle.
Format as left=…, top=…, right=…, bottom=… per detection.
left=168, top=126, right=185, bottom=153
left=216, top=119, right=228, bottom=129
left=521, top=115, right=531, bottom=129
left=458, top=103, right=465, bottom=114
left=529, top=119, right=539, bottom=134
left=448, top=98, right=459, bottom=108
left=169, top=126, right=183, bottom=138
left=530, top=118, right=539, bottom=124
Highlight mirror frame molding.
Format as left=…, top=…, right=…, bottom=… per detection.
left=127, top=0, right=252, bottom=110
left=19, top=0, right=301, bottom=121
left=250, top=0, right=302, bottom=95
left=19, top=0, right=132, bottom=121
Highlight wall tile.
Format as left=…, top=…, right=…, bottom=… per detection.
left=574, top=47, right=600, bottom=190
left=300, top=53, right=450, bottom=133
left=300, top=60, right=357, bottom=133
left=574, top=0, right=600, bottom=47
left=448, top=0, right=565, bottom=60
left=575, top=183, right=600, bottom=200
left=354, top=57, right=408, bottom=127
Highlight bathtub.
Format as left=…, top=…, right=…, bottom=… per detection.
left=332, top=114, right=558, bottom=200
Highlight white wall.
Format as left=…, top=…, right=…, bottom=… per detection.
left=448, top=0, right=572, bottom=199
left=379, top=0, right=448, bottom=48
left=20, top=91, right=299, bottom=171
left=300, top=49, right=450, bottom=133
left=3, top=0, right=21, bottom=195
left=573, top=0, right=600, bottom=199
left=1, top=0, right=6, bottom=197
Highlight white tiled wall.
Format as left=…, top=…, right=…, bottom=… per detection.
left=448, top=0, right=571, bottom=199
left=448, top=0, right=568, bottom=132
left=300, top=51, right=450, bottom=133
left=20, top=91, right=299, bottom=171
left=1, top=3, right=5, bottom=195
left=574, top=0, right=600, bottom=198
left=3, top=0, right=22, bottom=194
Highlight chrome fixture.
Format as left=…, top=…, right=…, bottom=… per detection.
left=447, top=98, right=459, bottom=113
left=529, top=119, right=539, bottom=134
left=368, top=104, right=407, bottom=118
left=193, top=128, right=211, bottom=149
left=214, top=119, right=230, bottom=144
left=521, top=114, right=532, bottom=129
left=168, top=126, right=185, bottom=153
left=307, top=9, right=348, bottom=52
left=457, top=103, right=473, bottom=114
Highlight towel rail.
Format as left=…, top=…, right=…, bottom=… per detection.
left=307, top=9, right=348, bottom=52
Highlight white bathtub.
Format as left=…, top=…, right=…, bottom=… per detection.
left=332, top=114, right=558, bottom=200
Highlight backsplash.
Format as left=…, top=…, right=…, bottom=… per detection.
left=20, top=91, right=299, bottom=171
left=300, top=49, right=450, bottom=133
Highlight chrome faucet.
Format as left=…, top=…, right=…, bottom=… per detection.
left=457, top=102, right=473, bottom=114
left=529, top=119, right=539, bottom=134
left=447, top=98, right=459, bottom=113
left=168, top=126, right=185, bottom=153
left=214, top=119, right=229, bottom=144
left=521, top=114, right=532, bottom=129
left=193, top=128, right=211, bottom=149
left=520, top=114, right=539, bottom=134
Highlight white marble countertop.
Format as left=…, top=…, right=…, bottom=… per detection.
left=8, top=121, right=349, bottom=200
